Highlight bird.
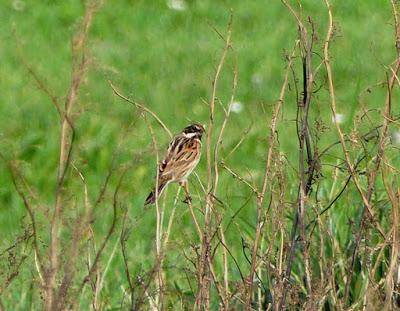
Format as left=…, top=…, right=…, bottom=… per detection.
left=144, top=123, right=205, bottom=205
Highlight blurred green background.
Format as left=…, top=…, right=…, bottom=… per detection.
left=0, top=0, right=399, bottom=308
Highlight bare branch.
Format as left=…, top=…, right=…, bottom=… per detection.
left=109, top=81, right=173, bottom=139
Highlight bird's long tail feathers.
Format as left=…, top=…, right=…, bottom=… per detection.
left=144, top=182, right=167, bottom=206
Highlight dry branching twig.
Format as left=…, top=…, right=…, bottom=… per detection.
left=196, top=13, right=233, bottom=310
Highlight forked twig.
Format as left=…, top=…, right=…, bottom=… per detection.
left=109, top=81, right=173, bottom=139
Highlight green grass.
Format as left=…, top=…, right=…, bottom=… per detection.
left=1, top=0, right=399, bottom=309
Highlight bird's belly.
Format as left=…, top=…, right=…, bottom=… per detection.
left=176, top=156, right=200, bottom=182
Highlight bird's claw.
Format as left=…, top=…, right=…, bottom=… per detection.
left=183, top=195, right=192, bottom=204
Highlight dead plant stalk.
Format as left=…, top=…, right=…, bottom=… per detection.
left=47, top=2, right=97, bottom=309
left=245, top=40, right=299, bottom=310
left=323, top=0, right=400, bottom=303
left=196, top=13, right=233, bottom=309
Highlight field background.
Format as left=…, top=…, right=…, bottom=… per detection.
left=0, top=0, right=399, bottom=310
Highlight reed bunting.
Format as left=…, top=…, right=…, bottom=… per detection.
left=144, top=123, right=205, bottom=205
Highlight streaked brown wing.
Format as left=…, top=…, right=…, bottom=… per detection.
left=159, top=135, right=201, bottom=182
left=158, top=135, right=186, bottom=174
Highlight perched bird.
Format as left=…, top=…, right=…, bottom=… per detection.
left=144, top=123, right=205, bottom=205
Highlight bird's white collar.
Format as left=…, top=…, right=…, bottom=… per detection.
left=183, top=132, right=198, bottom=138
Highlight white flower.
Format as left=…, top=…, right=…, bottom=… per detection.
left=332, top=113, right=345, bottom=124
left=13, top=0, right=25, bottom=11
left=231, top=101, right=243, bottom=113
left=167, top=0, right=187, bottom=11
left=392, top=130, right=400, bottom=145
left=251, top=73, right=263, bottom=85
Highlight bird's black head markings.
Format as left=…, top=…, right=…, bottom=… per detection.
left=182, top=123, right=205, bottom=139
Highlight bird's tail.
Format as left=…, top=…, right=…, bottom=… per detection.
left=144, top=182, right=167, bottom=206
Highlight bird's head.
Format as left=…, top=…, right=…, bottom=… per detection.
left=182, top=123, right=206, bottom=139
